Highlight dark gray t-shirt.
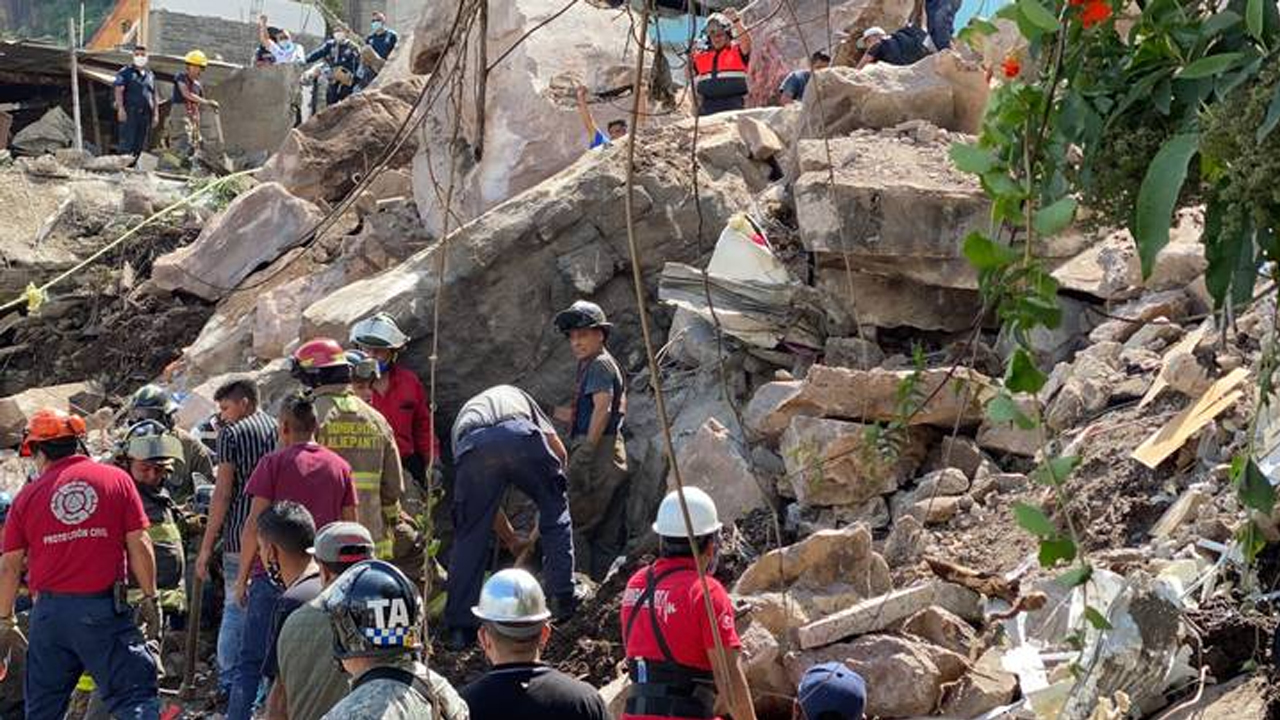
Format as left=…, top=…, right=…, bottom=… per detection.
left=451, top=385, right=555, bottom=453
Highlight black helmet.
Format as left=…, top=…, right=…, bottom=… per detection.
left=129, top=384, right=179, bottom=425
left=321, top=560, right=422, bottom=659
left=553, top=300, right=612, bottom=338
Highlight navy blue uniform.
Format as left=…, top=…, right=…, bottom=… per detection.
left=306, top=38, right=360, bottom=105
left=113, top=66, right=155, bottom=156
left=366, top=28, right=398, bottom=59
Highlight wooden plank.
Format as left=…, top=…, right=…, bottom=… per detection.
left=1139, top=322, right=1210, bottom=410
left=1131, top=368, right=1249, bottom=469
left=797, top=581, right=982, bottom=650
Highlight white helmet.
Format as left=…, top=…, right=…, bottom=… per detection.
left=471, top=568, right=550, bottom=638
left=350, top=312, right=409, bottom=349
left=653, top=487, right=722, bottom=538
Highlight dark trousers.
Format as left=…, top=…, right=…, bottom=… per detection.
left=25, top=595, right=158, bottom=720
left=326, top=82, right=354, bottom=106
left=926, top=0, right=962, bottom=50
left=227, top=577, right=281, bottom=720
left=118, top=108, right=151, bottom=157
left=697, top=94, right=746, bottom=116
left=445, top=419, right=574, bottom=631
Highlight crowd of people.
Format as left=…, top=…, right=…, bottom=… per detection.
left=0, top=296, right=871, bottom=720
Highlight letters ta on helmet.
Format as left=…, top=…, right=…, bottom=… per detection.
left=553, top=300, right=613, bottom=338
left=472, top=568, right=550, bottom=639
left=20, top=407, right=87, bottom=457
left=321, top=560, right=422, bottom=659
left=349, top=313, right=409, bottom=350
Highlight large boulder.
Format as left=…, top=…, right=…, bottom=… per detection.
left=672, top=417, right=768, bottom=527
left=259, top=79, right=425, bottom=206
left=746, top=365, right=991, bottom=441
left=734, top=525, right=891, bottom=598
left=0, top=383, right=90, bottom=448
left=151, top=182, right=325, bottom=302
left=409, top=0, right=636, bottom=235
left=779, top=416, right=929, bottom=506
left=303, top=119, right=759, bottom=424
left=798, top=52, right=989, bottom=137
left=785, top=634, right=969, bottom=718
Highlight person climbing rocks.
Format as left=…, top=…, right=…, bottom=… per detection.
left=778, top=50, right=831, bottom=105
left=855, top=25, right=931, bottom=69
left=304, top=27, right=361, bottom=106
left=0, top=408, right=161, bottom=720
left=444, top=384, right=575, bottom=650
left=620, top=488, right=756, bottom=720
left=462, top=569, right=609, bottom=720
left=576, top=83, right=628, bottom=149
left=290, top=339, right=404, bottom=562
left=553, top=300, right=629, bottom=579
left=112, top=45, right=157, bottom=161
left=690, top=9, right=752, bottom=116
left=348, top=313, right=440, bottom=489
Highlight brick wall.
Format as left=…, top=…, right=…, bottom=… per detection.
left=148, top=10, right=322, bottom=66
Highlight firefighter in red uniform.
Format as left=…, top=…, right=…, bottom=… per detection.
left=690, top=10, right=752, bottom=116
left=620, top=488, right=756, bottom=720
left=349, top=313, right=440, bottom=486
left=0, top=408, right=161, bottom=720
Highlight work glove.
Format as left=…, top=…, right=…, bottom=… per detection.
left=137, top=596, right=163, bottom=645
left=0, top=616, right=27, bottom=659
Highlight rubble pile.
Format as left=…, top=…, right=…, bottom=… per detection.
left=2, top=0, right=1280, bottom=718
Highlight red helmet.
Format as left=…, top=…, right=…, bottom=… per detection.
left=292, top=338, right=349, bottom=371
left=20, top=407, right=87, bottom=457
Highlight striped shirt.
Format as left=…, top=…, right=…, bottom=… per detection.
left=216, top=410, right=278, bottom=553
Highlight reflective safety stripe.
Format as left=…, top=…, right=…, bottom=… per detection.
left=353, top=471, right=381, bottom=491
left=147, top=522, right=183, bottom=545
left=375, top=538, right=394, bottom=559
left=698, top=69, right=747, bottom=81
left=381, top=503, right=401, bottom=524
left=333, top=395, right=360, bottom=413
left=78, top=673, right=96, bottom=692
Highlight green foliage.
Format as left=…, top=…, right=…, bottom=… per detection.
left=1232, top=456, right=1277, bottom=514
left=1134, top=134, right=1200, bottom=277
left=1084, top=605, right=1113, bottom=630
left=1032, top=455, right=1081, bottom=486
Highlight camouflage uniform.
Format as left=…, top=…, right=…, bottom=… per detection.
left=321, top=660, right=469, bottom=720
left=313, top=385, right=404, bottom=559
left=168, top=427, right=215, bottom=504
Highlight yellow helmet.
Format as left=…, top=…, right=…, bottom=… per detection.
left=183, top=49, right=209, bottom=68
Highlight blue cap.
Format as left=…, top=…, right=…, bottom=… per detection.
left=797, top=662, right=866, bottom=720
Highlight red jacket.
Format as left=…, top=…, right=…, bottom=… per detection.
left=370, top=365, right=440, bottom=461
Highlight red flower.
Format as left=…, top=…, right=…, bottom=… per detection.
left=1081, top=0, right=1112, bottom=28
left=1002, top=55, right=1022, bottom=79
left=1068, top=0, right=1087, bottom=6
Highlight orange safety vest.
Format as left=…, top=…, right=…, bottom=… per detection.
left=692, top=45, right=749, bottom=100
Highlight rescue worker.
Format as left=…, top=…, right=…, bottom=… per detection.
left=690, top=10, right=752, bottom=116
left=319, top=560, right=467, bottom=720
left=116, top=422, right=188, bottom=615
left=112, top=45, right=157, bottom=160
left=0, top=408, right=161, bottom=720
left=291, top=339, right=404, bottom=561
left=463, top=569, right=608, bottom=720
left=444, top=384, right=575, bottom=650
left=794, top=662, right=867, bottom=720
left=349, top=313, right=439, bottom=487
left=357, top=11, right=398, bottom=87
left=172, top=49, right=218, bottom=158
left=0, top=491, right=22, bottom=720
left=553, top=300, right=628, bottom=579
left=127, top=384, right=215, bottom=503
left=304, top=28, right=361, bottom=106
left=347, top=349, right=380, bottom=403
left=620, top=487, right=756, bottom=720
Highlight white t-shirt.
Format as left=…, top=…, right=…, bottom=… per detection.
left=267, top=40, right=306, bottom=64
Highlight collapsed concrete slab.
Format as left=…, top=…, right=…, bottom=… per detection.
left=797, top=581, right=984, bottom=649
left=151, top=182, right=325, bottom=302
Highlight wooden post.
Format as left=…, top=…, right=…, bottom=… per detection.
left=68, top=18, right=84, bottom=152
left=86, top=78, right=104, bottom=153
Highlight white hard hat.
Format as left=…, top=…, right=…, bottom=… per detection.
left=653, top=487, right=722, bottom=538
left=471, top=568, right=550, bottom=637
left=349, top=312, right=409, bottom=349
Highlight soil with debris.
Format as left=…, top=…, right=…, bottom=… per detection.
left=1, top=218, right=214, bottom=396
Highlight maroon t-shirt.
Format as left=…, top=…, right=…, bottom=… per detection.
left=4, top=456, right=149, bottom=594
left=244, top=442, right=357, bottom=529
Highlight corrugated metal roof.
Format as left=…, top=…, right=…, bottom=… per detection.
left=0, top=40, right=241, bottom=86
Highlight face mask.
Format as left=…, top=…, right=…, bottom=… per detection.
left=371, top=21, right=384, bottom=32
left=333, top=32, right=346, bottom=43
left=279, top=40, right=293, bottom=52
left=266, top=553, right=285, bottom=586
left=133, top=55, right=148, bottom=68
left=376, top=360, right=391, bottom=374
